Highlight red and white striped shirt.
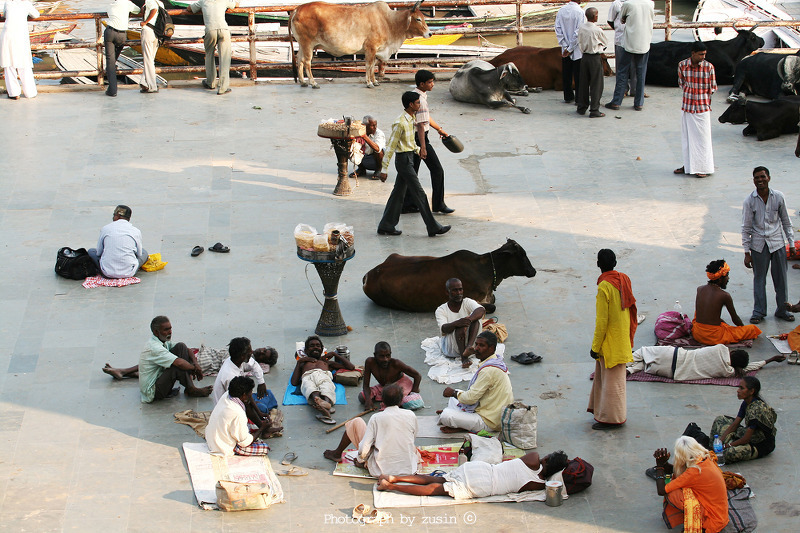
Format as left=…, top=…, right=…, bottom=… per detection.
left=678, top=58, right=717, bottom=113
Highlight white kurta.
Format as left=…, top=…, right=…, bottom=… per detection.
left=0, top=0, right=39, bottom=68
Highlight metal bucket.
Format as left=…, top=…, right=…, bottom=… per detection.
left=545, top=480, right=563, bottom=507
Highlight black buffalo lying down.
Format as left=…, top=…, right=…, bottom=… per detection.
left=362, top=239, right=536, bottom=313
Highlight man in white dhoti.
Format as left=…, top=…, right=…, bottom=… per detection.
left=435, top=278, right=485, bottom=368
left=376, top=451, right=568, bottom=499
left=0, top=0, right=40, bottom=99
left=627, top=344, right=785, bottom=381
left=290, top=335, right=354, bottom=421
left=675, top=42, right=717, bottom=178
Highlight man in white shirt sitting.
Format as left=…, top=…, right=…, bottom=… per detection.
left=206, top=377, right=276, bottom=456
left=435, top=278, right=485, bottom=368
left=627, top=344, right=785, bottom=381
left=88, top=205, right=148, bottom=279
left=323, top=384, right=420, bottom=477
left=351, top=115, right=386, bottom=180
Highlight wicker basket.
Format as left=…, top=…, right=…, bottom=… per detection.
left=297, top=246, right=355, bottom=262
left=317, top=120, right=366, bottom=139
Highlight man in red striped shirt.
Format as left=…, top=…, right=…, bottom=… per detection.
left=675, top=42, right=717, bottom=178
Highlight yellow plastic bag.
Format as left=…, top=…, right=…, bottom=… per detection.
left=140, top=253, right=167, bottom=272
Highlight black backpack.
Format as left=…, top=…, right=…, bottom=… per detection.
left=148, top=5, right=174, bottom=43
left=55, top=247, right=97, bottom=280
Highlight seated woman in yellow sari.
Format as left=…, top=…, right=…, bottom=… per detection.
left=652, top=437, right=728, bottom=533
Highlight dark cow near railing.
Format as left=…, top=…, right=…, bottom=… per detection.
left=289, top=1, right=430, bottom=89
left=729, top=51, right=800, bottom=100
left=646, top=24, right=764, bottom=87
left=718, top=95, right=800, bottom=141
left=449, top=60, right=531, bottom=113
left=489, top=46, right=613, bottom=90
left=362, top=239, right=536, bottom=313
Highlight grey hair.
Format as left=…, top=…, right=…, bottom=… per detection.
left=363, top=115, right=376, bottom=123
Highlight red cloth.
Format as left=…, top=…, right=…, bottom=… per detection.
left=597, top=270, right=638, bottom=346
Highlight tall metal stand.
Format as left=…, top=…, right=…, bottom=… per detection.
left=298, top=248, right=356, bottom=337
left=330, top=138, right=354, bottom=196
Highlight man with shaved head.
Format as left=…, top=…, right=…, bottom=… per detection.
left=435, top=278, right=485, bottom=368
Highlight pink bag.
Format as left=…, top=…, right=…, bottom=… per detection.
left=654, top=311, right=692, bottom=341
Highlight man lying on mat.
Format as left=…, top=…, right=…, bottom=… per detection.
left=692, top=260, right=762, bottom=345
left=206, top=377, right=277, bottom=457
left=324, top=383, right=420, bottom=477
left=437, top=331, right=513, bottom=433
left=290, top=335, right=354, bottom=420
left=360, top=341, right=423, bottom=411
left=376, top=450, right=568, bottom=499
left=627, top=344, right=785, bottom=381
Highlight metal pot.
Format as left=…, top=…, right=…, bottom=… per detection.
left=441, top=135, right=464, bottom=153
left=545, top=480, right=563, bottom=507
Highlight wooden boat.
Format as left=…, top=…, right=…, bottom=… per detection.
left=164, top=0, right=560, bottom=28
left=694, top=0, right=800, bottom=48
left=29, top=22, right=77, bottom=43
left=54, top=40, right=168, bottom=86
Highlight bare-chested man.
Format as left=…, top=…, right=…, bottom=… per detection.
left=290, top=335, right=354, bottom=420
left=435, top=278, right=486, bottom=368
left=692, top=260, right=762, bottom=345
left=360, top=341, right=423, bottom=411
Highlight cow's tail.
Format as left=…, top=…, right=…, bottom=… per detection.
left=288, top=10, right=298, bottom=83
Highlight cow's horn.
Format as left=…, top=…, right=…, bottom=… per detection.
left=412, top=0, right=423, bottom=10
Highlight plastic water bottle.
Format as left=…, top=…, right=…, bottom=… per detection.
left=674, top=301, right=682, bottom=314
left=713, top=435, right=725, bottom=467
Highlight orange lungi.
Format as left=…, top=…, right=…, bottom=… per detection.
left=691, top=320, right=761, bottom=345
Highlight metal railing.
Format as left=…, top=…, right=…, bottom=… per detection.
left=4, top=0, right=799, bottom=86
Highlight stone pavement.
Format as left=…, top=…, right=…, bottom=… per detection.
left=1, top=76, right=799, bottom=532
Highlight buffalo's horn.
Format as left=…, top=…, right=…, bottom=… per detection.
left=732, top=20, right=738, bottom=31
left=749, top=23, right=760, bottom=31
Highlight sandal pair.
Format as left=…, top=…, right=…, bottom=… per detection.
left=511, top=352, right=543, bottom=365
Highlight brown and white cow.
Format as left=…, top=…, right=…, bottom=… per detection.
left=289, top=1, right=431, bottom=89
left=489, top=46, right=613, bottom=90
left=362, top=239, right=536, bottom=313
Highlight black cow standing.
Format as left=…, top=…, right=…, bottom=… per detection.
left=646, top=25, right=764, bottom=86
left=729, top=51, right=800, bottom=100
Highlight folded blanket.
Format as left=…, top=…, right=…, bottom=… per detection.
left=281, top=373, right=347, bottom=405
left=82, top=276, right=141, bottom=288
left=422, top=336, right=507, bottom=384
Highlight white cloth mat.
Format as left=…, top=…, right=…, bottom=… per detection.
left=416, top=415, right=471, bottom=438
left=422, top=337, right=506, bottom=384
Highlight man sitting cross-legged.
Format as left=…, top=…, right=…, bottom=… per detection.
left=377, top=450, right=568, bottom=499
left=206, top=376, right=275, bottom=457
left=438, top=331, right=513, bottom=433
left=360, top=341, right=423, bottom=411
left=436, top=277, right=486, bottom=368
left=290, top=335, right=354, bottom=419
left=137, top=315, right=212, bottom=403
left=323, top=384, right=420, bottom=477
left=692, top=260, right=762, bottom=345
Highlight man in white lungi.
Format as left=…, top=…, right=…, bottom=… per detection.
left=675, top=42, right=717, bottom=178
left=435, top=278, right=485, bottom=368
left=289, top=335, right=354, bottom=420
left=0, top=0, right=40, bottom=99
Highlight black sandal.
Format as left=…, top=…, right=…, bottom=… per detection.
left=208, top=242, right=230, bottom=253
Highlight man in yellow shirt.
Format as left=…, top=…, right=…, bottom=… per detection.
left=589, top=249, right=637, bottom=430
left=438, top=331, right=513, bottom=433
left=377, top=91, right=450, bottom=238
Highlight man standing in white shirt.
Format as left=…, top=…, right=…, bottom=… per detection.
left=323, top=384, right=420, bottom=477
left=607, top=0, right=636, bottom=97
left=88, top=205, right=148, bottom=279
left=188, top=0, right=239, bottom=95
left=435, top=278, right=485, bottom=367
left=742, top=166, right=795, bottom=323
left=139, top=0, right=162, bottom=93
left=577, top=7, right=608, bottom=118
left=104, top=0, right=140, bottom=97
left=606, top=0, right=654, bottom=111
left=554, top=0, right=585, bottom=104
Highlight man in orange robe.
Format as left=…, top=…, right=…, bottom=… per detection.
left=692, top=260, right=761, bottom=345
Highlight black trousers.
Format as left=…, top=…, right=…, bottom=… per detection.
left=104, top=27, right=127, bottom=95
left=380, top=152, right=442, bottom=234
left=402, top=131, right=446, bottom=211
left=154, top=343, right=195, bottom=400
left=562, top=57, right=582, bottom=102
left=577, top=53, right=604, bottom=113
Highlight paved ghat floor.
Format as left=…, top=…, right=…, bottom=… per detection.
left=1, top=76, right=799, bottom=532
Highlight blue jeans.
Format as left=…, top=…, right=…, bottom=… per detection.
left=750, top=243, right=789, bottom=319
left=611, top=50, right=649, bottom=108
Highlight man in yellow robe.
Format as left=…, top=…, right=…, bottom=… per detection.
left=589, top=249, right=636, bottom=430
